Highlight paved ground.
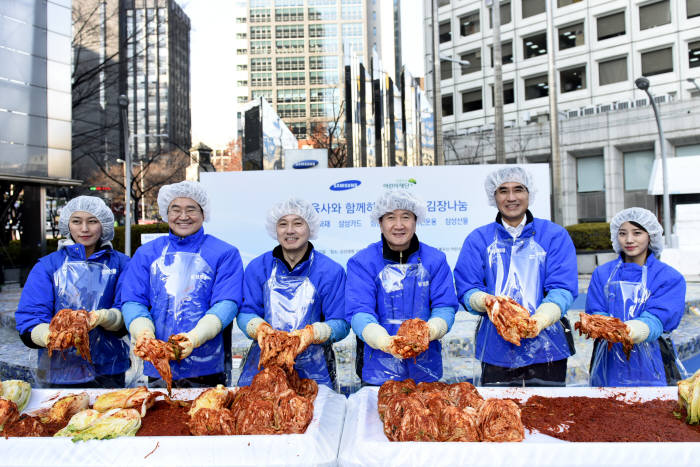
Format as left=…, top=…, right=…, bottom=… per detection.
left=2, top=279, right=700, bottom=394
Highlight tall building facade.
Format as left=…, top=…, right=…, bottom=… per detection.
left=1, top=0, right=75, bottom=248
left=234, top=1, right=249, bottom=138
left=427, top=0, right=700, bottom=225
left=122, top=0, right=191, bottom=160
left=246, top=0, right=369, bottom=141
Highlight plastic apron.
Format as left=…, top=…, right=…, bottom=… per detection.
left=475, top=232, right=572, bottom=378
left=39, top=257, right=128, bottom=385
left=590, top=261, right=678, bottom=386
left=361, top=259, right=438, bottom=385
left=147, top=244, right=221, bottom=380
left=239, top=254, right=333, bottom=388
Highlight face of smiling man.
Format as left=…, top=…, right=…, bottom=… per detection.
left=494, top=182, right=529, bottom=227
left=379, top=209, right=416, bottom=252
left=167, top=197, right=204, bottom=237
left=276, top=214, right=310, bottom=256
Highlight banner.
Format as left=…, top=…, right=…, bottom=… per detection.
left=261, top=98, right=297, bottom=170
left=200, top=164, right=551, bottom=268
left=418, top=88, right=435, bottom=166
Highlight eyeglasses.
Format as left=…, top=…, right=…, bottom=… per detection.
left=168, top=207, right=202, bottom=217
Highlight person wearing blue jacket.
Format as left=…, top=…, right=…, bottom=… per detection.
left=121, top=181, right=243, bottom=388
left=585, top=207, right=686, bottom=387
left=237, top=198, right=349, bottom=389
left=346, top=190, right=458, bottom=386
left=15, top=196, right=130, bottom=388
left=454, top=167, right=578, bottom=386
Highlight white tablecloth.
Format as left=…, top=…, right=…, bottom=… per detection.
left=338, top=386, right=700, bottom=467
left=2, top=385, right=346, bottom=467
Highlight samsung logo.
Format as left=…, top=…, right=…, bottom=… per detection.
left=330, top=180, right=361, bottom=191
left=292, top=160, right=319, bottom=169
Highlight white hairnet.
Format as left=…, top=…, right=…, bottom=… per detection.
left=371, top=190, right=427, bottom=223
left=266, top=198, right=320, bottom=240
left=610, top=207, right=664, bottom=256
left=157, top=180, right=210, bottom=222
left=484, top=166, right=536, bottom=206
left=59, top=196, right=115, bottom=242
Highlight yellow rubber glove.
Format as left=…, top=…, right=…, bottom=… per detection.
left=88, top=308, right=124, bottom=331
left=427, top=317, right=448, bottom=341
left=362, top=323, right=403, bottom=359
left=469, top=291, right=494, bottom=313
left=171, top=314, right=223, bottom=359
left=30, top=323, right=50, bottom=347
left=625, top=319, right=650, bottom=344
left=531, top=302, right=562, bottom=335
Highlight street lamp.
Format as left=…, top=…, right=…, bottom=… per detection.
left=118, top=95, right=132, bottom=256
left=635, top=77, right=672, bottom=247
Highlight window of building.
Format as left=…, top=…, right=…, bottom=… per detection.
left=559, top=22, right=584, bottom=50
left=251, top=26, right=271, bottom=40
left=460, top=49, right=481, bottom=74
left=236, top=48, right=248, bottom=55
left=489, top=1, right=511, bottom=28
left=689, top=0, right=700, bottom=18
left=439, top=21, right=451, bottom=43
left=277, top=89, right=305, bottom=103
left=342, top=23, right=363, bottom=37
left=440, top=60, right=453, bottom=80
left=460, top=12, right=480, bottom=36
left=309, top=70, right=338, bottom=84
left=341, top=3, right=362, bottom=20
left=276, top=57, right=305, bottom=71
left=522, top=0, right=545, bottom=18
left=490, top=40, right=513, bottom=65
left=560, top=65, right=586, bottom=92
left=250, top=8, right=271, bottom=23
left=640, top=1, right=671, bottom=30
left=523, top=32, right=547, bottom=59
left=310, top=87, right=336, bottom=102
left=438, top=0, right=450, bottom=6
left=251, top=57, right=272, bottom=71
left=237, top=80, right=249, bottom=87
left=250, top=41, right=271, bottom=55
left=308, top=6, right=336, bottom=21
left=276, top=71, right=305, bottom=86
left=252, top=89, right=272, bottom=100
left=461, top=89, right=483, bottom=112
left=524, top=74, right=549, bottom=99
left=275, top=7, right=304, bottom=22
left=236, top=64, right=248, bottom=71
left=598, top=56, right=627, bottom=85
left=309, top=38, right=338, bottom=53
left=288, top=122, right=306, bottom=139
left=677, top=143, right=700, bottom=157
left=276, top=25, right=305, bottom=38
left=623, top=150, right=654, bottom=190
left=558, top=0, right=582, bottom=7
left=597, top=11, right=625, bottom=40
left=690, top=40, right=700, bottom=68
left=250, top=73, right=271, bottom=87
left=309, top=56, right=338, bottom=70
left=442, top=94, right=454, bottom=116
left=491, top=80, right=515, bottom=104
left=277, top=103, right=306, bottom=118
left=577, top=156, right=604, bottom=192
left=276, top=39, right=305, bottom=53
left=310, top=103, right=334, bottom=117
left=236, top=33, right=247, bottom=39
left=309, top=24, right=338, bottom=38
left=641, top=47, right=673, bottom=76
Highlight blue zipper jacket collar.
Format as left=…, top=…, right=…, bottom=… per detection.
left=167, top=226, right=206, bottom=251
left=494, top=209, right=535, bottom=241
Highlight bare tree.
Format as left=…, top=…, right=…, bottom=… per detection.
left=308, top=101, right=347, bottom=168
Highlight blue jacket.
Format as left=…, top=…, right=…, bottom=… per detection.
left=15, top=243, right=131, bottom=383
left=236, top=245, right=348, bottom=387
left=120, top=228, right=243, bottom=379
left=346, top=236, right=458, bottom=385
left=586, top=253, right=685, bottom=386
left=454, top=214, right=578, bottom=368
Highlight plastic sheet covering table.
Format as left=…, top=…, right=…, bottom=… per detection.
left=338, top=386, right=700, bottom=467
left=2, top=385, right=346, bottom=467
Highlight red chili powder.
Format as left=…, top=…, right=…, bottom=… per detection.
left=521, top=395, right=700, bottom=442
left=136, top=400, right=192, bottom=437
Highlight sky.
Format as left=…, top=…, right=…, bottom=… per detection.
left=181, top=0, right=242, bottom=148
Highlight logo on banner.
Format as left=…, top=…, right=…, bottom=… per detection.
left=330, top=180, right=362, bottom=191
left=293, top=160, right=319, bottom=169
left=383, top=178, right=417, bottom=190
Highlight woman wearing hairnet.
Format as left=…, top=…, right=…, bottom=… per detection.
left=15, top=196, right=130, bottom=387
left=236, top=198, right=348, bottom=389
left=346, top=190, right=458, bottom=386
left=585, top=207, right=686, bottom=386
left=120, top=181, right=244, bottom=388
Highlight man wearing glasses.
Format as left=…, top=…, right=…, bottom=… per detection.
left=121, top=181, right=244, bottom=387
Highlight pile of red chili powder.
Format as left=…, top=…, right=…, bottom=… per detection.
left=520, top=395, right=700, bottom=442
left=136, top=400, right=191, bottom=437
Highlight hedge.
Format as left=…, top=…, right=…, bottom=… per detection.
left=565, top=222, right=612, bottom=251
left=1, top=223, right=170, bottom=267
